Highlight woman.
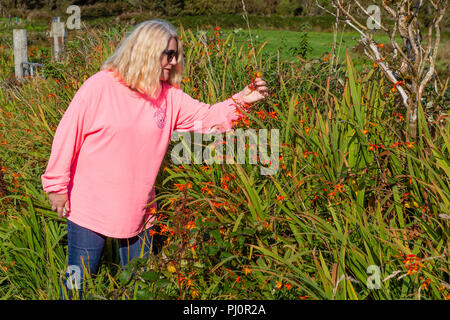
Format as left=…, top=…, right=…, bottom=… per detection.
left=41, top=19, right=268, bottom=299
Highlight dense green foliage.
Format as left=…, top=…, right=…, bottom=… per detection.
left=2, top=0, right=317, bottom=16
left=0, top=22, right=448, bottom=300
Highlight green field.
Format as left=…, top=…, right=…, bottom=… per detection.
left=0, top=15, right=448, bottom=78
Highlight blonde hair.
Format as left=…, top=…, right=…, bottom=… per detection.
left=101, top=19, right=184, bottom=99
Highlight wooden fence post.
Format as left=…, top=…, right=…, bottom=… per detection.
left=51, top=20, right=65, bottom=61
left=13, top=29, right=28, bottom=79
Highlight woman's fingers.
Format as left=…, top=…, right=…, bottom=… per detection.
left=257, top=85, right=268, bottom=93
left=57, top=206, right=64, bottom=218
left=253, top=78, right=268, bottom=96
left=254, top=78, right=266, bottom=86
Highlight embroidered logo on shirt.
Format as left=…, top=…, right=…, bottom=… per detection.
left=154, top=103, right=166, bottom=129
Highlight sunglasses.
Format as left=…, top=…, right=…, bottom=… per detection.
left=163, top=49, right=178, bottom=62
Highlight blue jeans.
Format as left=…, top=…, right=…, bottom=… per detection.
left=60, top=220, right=153, bottom=300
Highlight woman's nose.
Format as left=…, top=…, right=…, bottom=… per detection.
left=170, top=56, right=177, bottom=65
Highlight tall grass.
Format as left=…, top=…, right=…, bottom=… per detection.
left=0, top=23, right=448, bottom=300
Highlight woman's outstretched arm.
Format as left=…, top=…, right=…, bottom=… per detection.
left=172, top=77, right=268, bottom=133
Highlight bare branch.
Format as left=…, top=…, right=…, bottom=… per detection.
left=354, top=0, right=389, bottom=32
left=318, top=0, right=447, bottom=139
left=367, top=40, right=410, bottom=106
left=418, top=1, right=447, bottom=98
left=407, top=22, right=420, bottom=76
left=332, top=0, right=369, bottom=32
left=381, top=0, right=397, bottom=17
left=390, top=20, right=399, bottom=59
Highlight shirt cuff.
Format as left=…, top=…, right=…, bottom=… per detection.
left=231, top=92, right=251, bottom=116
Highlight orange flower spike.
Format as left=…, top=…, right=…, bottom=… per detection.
left=186, top=221, right=196, bottom=230
left=421, top=279, right=431, bottom=291
left=406, top=141, right=415, bottom=149
left=275, top=280, right=283, bottom=289
left=336, top=184, right=344, bottom=192
left=174, top=183, right=186, bottom=191
left=242, top=266, right=252, bottom=275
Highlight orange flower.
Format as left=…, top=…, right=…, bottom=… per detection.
left=242, top=266, right=252, bottom=275
left=201, top=165, right=211, bottom=172
left=275, top=280, right=283, bottom=289
left=186, top=221, right=196, bottom=230
left=255, top=110, right=266, bottom=119
left=403, top=254, right=423, bottom=275
left=212, top=201, right=227, bottom=208
left=174, top=183, right=186, bottom=191
left=191, top=289, right=199, bottom=298
left=406, top=141, right=415, bottom=149
left=284, top=283, right=291, bottom=290
left=420, top=278, right=431, bottom=291
left=201, top=185, right=213, bottom=196
left=277, top=195, right=285, bottom=201
left=267, top=111, right=277, bottom=119
left=392, top=80, right=405, bottom=92
left=377, top=43, right=384, bottom=48
left=368, top=143, right=383, bottom=151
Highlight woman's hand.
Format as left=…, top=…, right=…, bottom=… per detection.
left=240, top=77, right=269, bottom=105
left=49, top=192, right=70, bottom=218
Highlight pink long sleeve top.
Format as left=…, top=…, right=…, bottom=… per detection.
left=41, top=70, right=247, bottom=238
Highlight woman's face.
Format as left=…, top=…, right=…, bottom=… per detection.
left=160, top=37, right=178, bottom=81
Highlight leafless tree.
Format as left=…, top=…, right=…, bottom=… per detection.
left=317, top=0, right=448, bottom=139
